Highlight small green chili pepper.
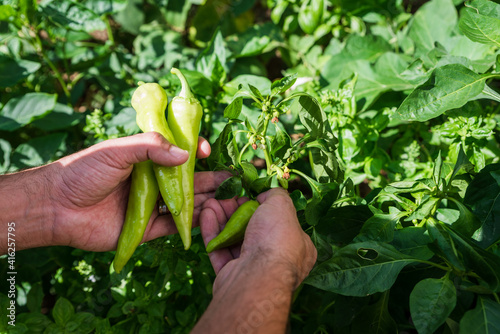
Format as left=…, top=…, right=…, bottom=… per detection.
left=113, top=160, right=159, bottom=273
left=206, top=200, right=260, bottom=253
left=131, top=82, right=184, bottom=216
left=168, top=68, right=203, bottom=250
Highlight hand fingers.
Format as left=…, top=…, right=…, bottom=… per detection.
left=196, top=137, right=211, bottom=159
left=194, top=171, right=232, bottom=194
left=199, top=202, right=235, bottom=274
left=256, top=187, right=290, bottom=204
left=86, top=132, right=189, bottom=170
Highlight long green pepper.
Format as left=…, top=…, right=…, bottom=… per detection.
left=131, top=82, right=184, bottom=215
left=113, top=83, right=185, bottom=273
left=113, top=160, right=159, bottom=273
left=206, top=200, right=260, bottom=253
left=168, top=68, right=203, bottom=250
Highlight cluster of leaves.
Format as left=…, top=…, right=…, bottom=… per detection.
left=1, top=0, right=500, bottom=333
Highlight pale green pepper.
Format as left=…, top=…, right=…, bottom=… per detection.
left=168, top=68, right=203, bottom=250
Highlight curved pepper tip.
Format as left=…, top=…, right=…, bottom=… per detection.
left=170, top=67, right=194, bottom=100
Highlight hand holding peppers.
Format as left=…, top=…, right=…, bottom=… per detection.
left=114, top=69, right=203, bottom=271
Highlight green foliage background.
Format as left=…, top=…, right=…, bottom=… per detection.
left=1, top=0, right=500, bottom=333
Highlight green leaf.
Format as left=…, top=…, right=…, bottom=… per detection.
left=270, top=73, right=297, bottom=96
left=426, top=218, right=466, bottom=271
left=41, top=0, right=107, bottom=33
left=350, top=291, right=398, bottom=334
left=249, top=175, right=273, bottom=195
left=290, top=189, right=307, bottom=211
left=207, top=123, right=232, bottom=170
left=240, top=161, right=258, bottom=186
left=226, top=23, right=278, bottom=58
left=459, top=297, right=500, bottom=333
left=410, top=277, right=457, bottom=334
left=433, top=151, right=443, bottom=188
left=224, top=75, right=272, bottom=96
left=52, top=297, right=74, bottom=326
left=215, top=176, right=242, bottom=200
left=450, top=144, right=474, bottom=181
left=305, top=241, right=417, bottom=296
left=459, top=0, right=500, bottom=47
left=26, top=282, right=43, bottom=313
left=305, top=188, right=338, bottom=226
left=354, top=212, right=402, bottom=243
left=248, top=84, right=264, bottom=101
left=163, top=0, right=192, bottom=30
left=315, top=205, right=373, bottom=244
left=310, top=145, right=343, bottom=183
left=406, top=196, right=441, bottom=221
left=384, top=181, right=432, bottom=194
left=68, top=312, right=96, bottom=333
left=391, top=226, right=434, bottom=260
left=270, top=124, right=291, bottom=158
left=223, top=97, right=243, bottom=119
left=0, top=139, right=11, bottom=173
left=31, top=103, right=83, bottom=131
left=445, top=223, right=500, bottom=292
left=394, top=64, right=490, bottom=122
left=10, top=133, right=67, bottom=170
left=464, top=163, right=500, bottom=247
left=16, top=313, right=51, bottom=332
left=0, top=5, right=22, bottom=26
left=447, top=199, right=482, bottom=238
left=0, top=93, right=57, bottom=131
left=293, top=94, right=328, bottom=138
left=408, top=0, right=457, bottom=54
left=0, top=55, right=41, bottom=87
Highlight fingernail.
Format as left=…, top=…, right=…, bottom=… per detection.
left=169, top=145, right=188, bottom=159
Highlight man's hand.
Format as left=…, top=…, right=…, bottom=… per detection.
left=201, top=188, right=317, bottom=292
left=43, top=132, right=229, bottom=251
left=193, top=188, right=317, bottom=334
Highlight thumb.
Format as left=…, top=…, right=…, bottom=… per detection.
left=94, top=132, right=189, bottom=169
